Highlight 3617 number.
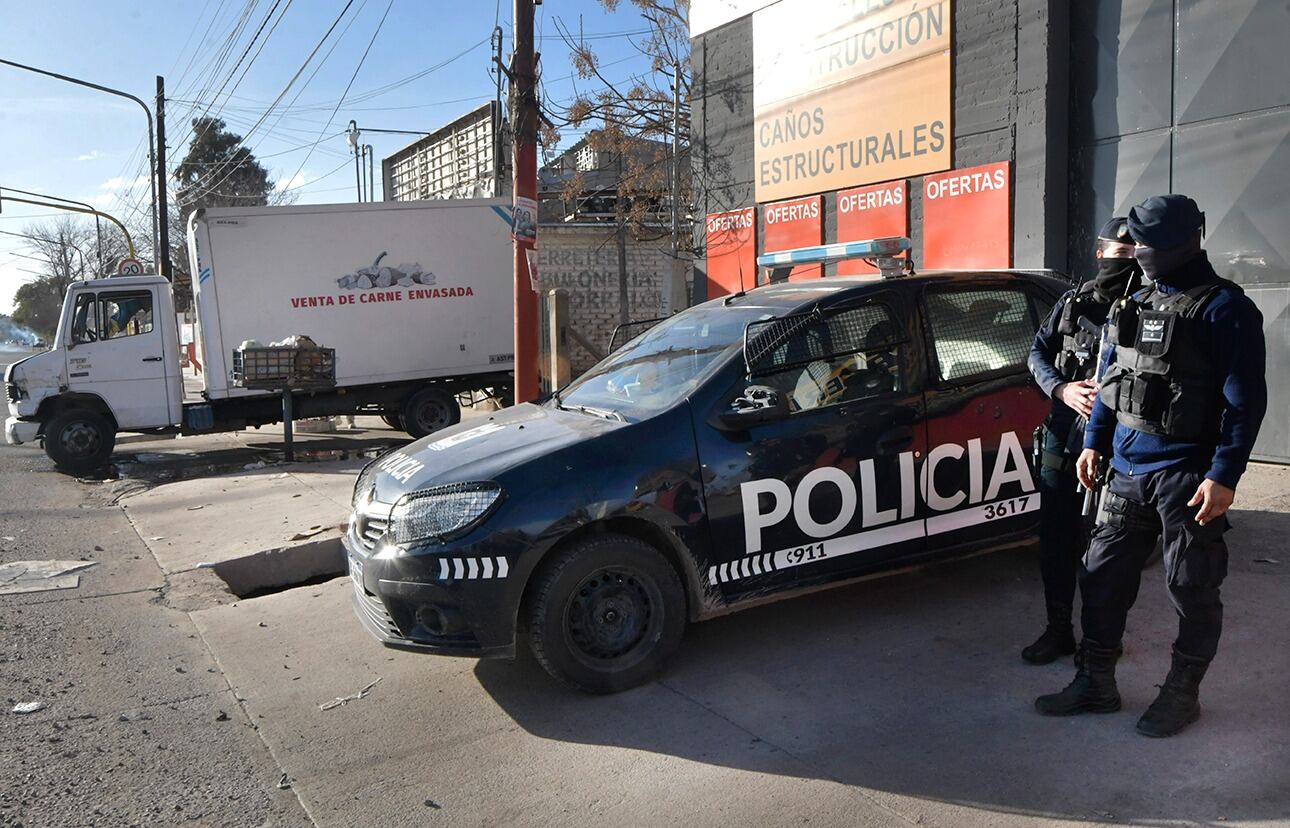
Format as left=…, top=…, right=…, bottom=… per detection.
left=983, top=496, right=1030, bottom=520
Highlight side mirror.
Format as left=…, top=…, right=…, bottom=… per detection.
left=713, top=385, right=788, bottom=431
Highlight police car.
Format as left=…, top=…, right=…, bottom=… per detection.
left=346, top=238, right=1067, bottom=692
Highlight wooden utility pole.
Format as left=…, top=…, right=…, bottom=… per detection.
left=511, top=0, right=540, bottom=403
left=155, top=76, right=172, bottom=280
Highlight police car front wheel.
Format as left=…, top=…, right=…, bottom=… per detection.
left=527, top=534, right=686, bottom=694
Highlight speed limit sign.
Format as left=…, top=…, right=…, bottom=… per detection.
left=116, top=257, right=144, bottom=275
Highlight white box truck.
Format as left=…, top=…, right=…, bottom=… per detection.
left=4, top=199, right=515, bottom=474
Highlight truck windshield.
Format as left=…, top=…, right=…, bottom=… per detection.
left=556, top=303, right=775, bottom=421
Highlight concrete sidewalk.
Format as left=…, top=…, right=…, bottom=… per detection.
left=119, top=460, right=361, bottom=597
left=186, top=464, right=1290, bottom=827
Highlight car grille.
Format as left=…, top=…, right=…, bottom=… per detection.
left=357, top=514, right=389, bottom=552
left=5, top=383, right=20, bottom=404
left=352, top=580, right=402, bottom=640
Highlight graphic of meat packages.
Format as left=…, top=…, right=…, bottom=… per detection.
left=336, top=252, right=436, bottom=290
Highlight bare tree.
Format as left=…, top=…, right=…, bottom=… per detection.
left=545, top=0, right=692, bottom=244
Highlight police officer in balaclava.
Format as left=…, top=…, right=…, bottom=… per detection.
left=1022, top=217, right=1140, bottom=664
left=1036, top=195, right=1268, bottom=737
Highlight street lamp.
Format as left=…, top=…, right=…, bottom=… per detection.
left=0, top=58, right=158, bottom=268
left=347, top=120, right=363, bottom=202
left=0, top=187, right=104, bottom=272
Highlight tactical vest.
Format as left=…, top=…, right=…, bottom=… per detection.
left=1054, top=282, right=1109, bottom=383
left=1098, top=278, right=1237, bottom=441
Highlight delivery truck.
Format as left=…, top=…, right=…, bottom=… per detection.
left=4, top=199, right=515, bottom=474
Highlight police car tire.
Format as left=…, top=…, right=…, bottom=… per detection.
left=527, top=534, right=686, bottom=694
left=44, top=408, right=115, bottom=475
left=400, top=388, right=460, bottom=439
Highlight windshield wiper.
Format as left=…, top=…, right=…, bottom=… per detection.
left=573, top=404, right=625, bottom=422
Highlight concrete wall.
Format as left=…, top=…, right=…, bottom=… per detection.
left=537, top=224, right=675, bottom=376
left=691, top=0, right=1071, bottom=293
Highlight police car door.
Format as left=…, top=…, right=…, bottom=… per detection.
left=918, top=279, right=1048, bottom=554
left=695, top=289, right=929, bottom=600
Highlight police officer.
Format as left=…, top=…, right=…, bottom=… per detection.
left=1022, top=217, right=1140, bottom=664
left=1035, top=195, right=1268, bottom=737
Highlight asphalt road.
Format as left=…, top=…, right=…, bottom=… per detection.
left=0, top=426, right=310, bottom=825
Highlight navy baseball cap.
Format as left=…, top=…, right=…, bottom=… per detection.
left=1126, top=195, right=1205, bottom=250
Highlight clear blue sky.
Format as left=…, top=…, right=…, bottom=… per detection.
left=0, top=0, right=657, bottom=312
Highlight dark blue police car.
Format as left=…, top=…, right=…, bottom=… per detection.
left=346, top=240, right=1066, bottom=692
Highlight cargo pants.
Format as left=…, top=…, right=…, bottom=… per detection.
left=1079, top=463, right=1229, bottom=660
left=1036, top=425, right=1087, bottom=614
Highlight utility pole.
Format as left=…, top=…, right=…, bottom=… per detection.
left=670, top=60, right=685, bottom=312
left=510, top=0, right=540, bottom=404
left=492, top=26, right=504, bottom=194
left=616, top=151, right=629, bottom=325
left=364, top=145, right=375, bottom=201
left=155, top=76, right=171, bottom=281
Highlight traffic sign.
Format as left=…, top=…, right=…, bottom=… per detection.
left=116, top=257, right=144, bottom=275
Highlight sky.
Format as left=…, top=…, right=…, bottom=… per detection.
left=0, top=0, right=659, bottom=314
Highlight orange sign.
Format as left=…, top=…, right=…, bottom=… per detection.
left=836, top=180, right=909, bottom=276
left=705, top=207, right=756, bottom=298
left=922, top=161, right=1012, bottom=269
left=763, top=195, right=823, bottom=281
left=753, top=0, right=952, bottom=202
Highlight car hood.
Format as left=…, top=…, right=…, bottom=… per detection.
left=369, top=403, right=625, bottom=503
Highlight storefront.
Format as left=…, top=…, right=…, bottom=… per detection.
left=690, top=0, right=1290, bottom=461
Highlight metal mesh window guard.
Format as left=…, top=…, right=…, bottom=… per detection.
left=746, top=304, right=901, bottom=378
left=924, top=288, right=1034, bottom=382
left=609, top=317, right=670, bottom=353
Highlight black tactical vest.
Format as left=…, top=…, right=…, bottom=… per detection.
left=1098, top=277, right=1238, bottom=441
left=1054, top=282, right=1110, bottom=383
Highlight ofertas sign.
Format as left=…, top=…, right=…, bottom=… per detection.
left=753, top=0, right=952, bottom=202
left=763, top=195, right=823, bottom=281
left=836, top=180, right=908, bottom=276
left=705, top=207, right=756, bottom=298
left=922, top=161, right=1011, bottom=269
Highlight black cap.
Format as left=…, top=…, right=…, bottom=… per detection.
left=1127, top=195, right=1205, bottom=250
left=1096, top=216, right=1133, bottom=245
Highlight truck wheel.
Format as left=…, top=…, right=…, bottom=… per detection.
left=527, top=534, right=686, bottom=694
left=44, top=409, right=116, bottom=475
left=400, top=388, right=459, bottom=439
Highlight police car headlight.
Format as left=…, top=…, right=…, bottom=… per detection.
left=388, top=482, right=504, bottom=545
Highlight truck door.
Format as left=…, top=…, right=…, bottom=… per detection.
left=694, top=291, right=929, bottom=601
left=65, top=287, right=173, bottom=429
left=918, top=280, right=1049, bottom=554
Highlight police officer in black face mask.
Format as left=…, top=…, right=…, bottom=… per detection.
left=1022, top=217, right=1141, bottom=664
left=1035, top=195, right=1268, bottom=737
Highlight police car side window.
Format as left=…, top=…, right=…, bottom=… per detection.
left=759, top=303, right=905, bottom=412
left=925, top=287, right=1033, bottom=382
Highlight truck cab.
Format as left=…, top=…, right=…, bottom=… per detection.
left=4, top=275, right=182, bottom=473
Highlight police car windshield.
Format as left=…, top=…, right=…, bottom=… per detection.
left=557, top=303, right=775, bottom=421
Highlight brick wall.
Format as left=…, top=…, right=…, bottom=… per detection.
left=537, top=224, right=675, bottom=376
left=692, top=1, right=1067, bottom=293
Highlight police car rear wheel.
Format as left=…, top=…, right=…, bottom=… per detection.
left=528, top=534, right=685, bottom=694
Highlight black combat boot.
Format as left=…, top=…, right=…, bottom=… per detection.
left=1034, top=640, right=1122, bottom=715
left=1136, top=648, right=1210, bottom=737
left=1021, top=605, right=1077, bottom=664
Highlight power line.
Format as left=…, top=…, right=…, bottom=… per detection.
left=181, top=0, right=361, bottom=201
left=280, top=0, right=394, bottom=199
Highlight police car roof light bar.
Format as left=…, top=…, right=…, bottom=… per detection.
left=756, top=237, right=913, bottom=283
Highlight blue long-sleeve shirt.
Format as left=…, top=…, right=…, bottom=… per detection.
left=1028, top=287, right=1110, bottom=452
left=1083, top=252, right=1267, bottom=489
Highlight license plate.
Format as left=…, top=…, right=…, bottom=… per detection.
left=349, top=554, right=364, bottom=589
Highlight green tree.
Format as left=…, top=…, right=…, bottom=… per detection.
left=171, top=117, right=281, bottom=308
